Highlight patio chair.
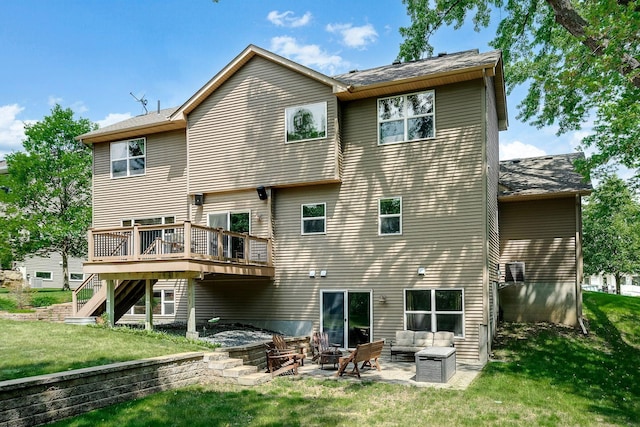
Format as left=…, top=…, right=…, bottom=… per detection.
left=272, top=334, right=306, bottom=366
left=265, top=348, right=300, bottom=377
left=310, top=331, right=342, bottom=368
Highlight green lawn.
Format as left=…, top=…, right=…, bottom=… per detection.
left=0, top=287, right=72, bottom=311
left=4, top=291, right=639, bottom=426
left=0, top=321, right=218, bottom=381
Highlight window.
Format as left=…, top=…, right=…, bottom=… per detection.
left=301, top=203, right=326, bottom=234
left=111, top=138, right=146, bottom=178
left=378, top=197, right=401, bottom=235
left=404, top=289, right=464, bottom=336
left=285, top=102, right=327, bottom=143
left=128, top=289, right=175, bottom=316
left=35, top=271, right=52, bottom=281
left=121, top=216, right=175, bottom=227
left=69, top=273, right=84, bottom=281
left=378, top=91, right=434, bottom=144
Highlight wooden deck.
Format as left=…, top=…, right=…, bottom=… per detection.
left=84, top=221, right=274, bottom=280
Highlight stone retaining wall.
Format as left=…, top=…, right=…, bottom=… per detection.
left=0, top=303, right=73, bottom=323
left=0, top=352, right=207, bottom=427
left=225, top=336, right=310, bottom=370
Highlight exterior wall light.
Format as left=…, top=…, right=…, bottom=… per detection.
left=417, top=267, right=426, bottom=275
left=309, top=270, right=316, bottom=278
left=320, top=270, right=327, bottom=277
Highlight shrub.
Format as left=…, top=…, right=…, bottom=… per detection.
left=0, top=297, right=17, bottom=311
left=31, top=294, right=57, bottom=307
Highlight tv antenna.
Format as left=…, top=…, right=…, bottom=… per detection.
left=130, top=92, right=148, bottom=114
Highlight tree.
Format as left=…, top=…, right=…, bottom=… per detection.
left=0, top=105, right=96, bottom=290
left=582, top=175, right=640, bottom=294
left=399, top=0, right=640, bottom=178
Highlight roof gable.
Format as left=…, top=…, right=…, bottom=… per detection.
left=170, top=45, right=348, bottom=121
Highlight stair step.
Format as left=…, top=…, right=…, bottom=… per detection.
left=238, top=372, right=272, bottom=386
left=208, top=358, right=244, bottom=372
left=222, top=365, right=257, bottom=378
left=203, top=351, right=229, bottom=361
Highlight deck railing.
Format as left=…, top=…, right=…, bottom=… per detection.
left=88, top=221, right=272, bottom=266
left=72, top=273, right=102, bottom=315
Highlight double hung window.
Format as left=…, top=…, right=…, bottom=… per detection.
left=404, top=289, right=464, bottom=336
left=378, top=91, right=435, bottom=144
left=301, top=203, right=326, bottom=234
left=111, top=138, right=146, bottom=178
left=378, top=197, right=402, bottom=235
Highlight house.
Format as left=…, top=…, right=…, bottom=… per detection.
left=0, top=159, right=85, bottom=289
left=75, top=45, right=589, bottom=364
left=498, top=153, right=591, bottom=325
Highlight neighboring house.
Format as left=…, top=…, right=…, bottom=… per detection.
left=76, top=45, right=589, bottom=364
left=583, top=273, right=640, bottom=296
left=1, top=160, right=86, bottom=289
left=498, top=154, right=591, bottom=325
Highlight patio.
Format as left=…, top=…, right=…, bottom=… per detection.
left=295, top=356, right=483, bottom=390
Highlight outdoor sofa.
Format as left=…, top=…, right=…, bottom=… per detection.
left=390, top=331, right=455, bottom=361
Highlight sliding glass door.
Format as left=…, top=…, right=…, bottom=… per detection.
left=321, top=290, right=372, bottom=349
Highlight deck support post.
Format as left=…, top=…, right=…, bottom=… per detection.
left=106, top=279, right=115, bottom=327
left=144, top=279, right=153, bottom=331
left=186, top=278, right=199, bottom=339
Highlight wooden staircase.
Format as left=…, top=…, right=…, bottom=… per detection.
left=73, top=276, right=156, bottom=322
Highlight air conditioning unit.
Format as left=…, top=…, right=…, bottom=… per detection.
left=505, top=262, right=525, bottom=283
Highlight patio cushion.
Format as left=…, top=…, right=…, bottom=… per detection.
left=433, top=331, right=454, bottom=347
left=395, top=331, right=415, bottom=346
left=414, top=331, right=433, bottom=347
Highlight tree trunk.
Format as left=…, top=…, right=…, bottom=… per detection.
left=61, top=250, right=70, bottom=291
left=614, top=272, right=623, bottom=295
left=546, top=0, right=640, bottom=88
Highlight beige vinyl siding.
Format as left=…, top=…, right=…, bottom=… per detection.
left=187, top=56, right=340, bottom=194
left=189, top=189, right=270, bottom=237
left=485, top=77, right=501, bottom=353
left=499, top=197, right=579, bottom=325
left=200, top=79, right=488, bottom=361
left=92, top=130, right=188, bottom=228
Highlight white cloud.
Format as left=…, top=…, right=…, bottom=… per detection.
left=270, top=36, right=347, bottom=74
left=499, top=140, right=546, bottom=160
left=97, top=113, right=132, bottom=129
left=326, top=23, right=378, bottom=49
left=267, top=11, right=311, bottom=28
left=48, top=96, right=63, bottom=107
left=0, top=104, right=34, bottom=159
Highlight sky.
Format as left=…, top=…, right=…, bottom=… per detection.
left=0, top=0, right=588, bottom=163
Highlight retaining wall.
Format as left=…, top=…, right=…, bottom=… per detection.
left=0, top=352, right=207, bottom=427
left=225, top=336, right=310, bottom=370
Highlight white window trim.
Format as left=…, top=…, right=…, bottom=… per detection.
left=403, top=288, right=465, bottom=337
left=285, top=101, right=328, bottom=144
left=377, top=90, right=435, bottom=145
left=127, top=289, right=175, bottom=316
left=301, top=202, right=327, bottom=235
left=121, top=216, right=176, bottom=227
left=378, top=197, right=402, bottom=236
left=69, top=273, right=84, bottom=282
left=110, top=137, right=146, bottom=179
left=35, top=271, right=53, bottom=281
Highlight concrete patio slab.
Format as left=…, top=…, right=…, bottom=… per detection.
left=296, top=357, right=483, bottom=390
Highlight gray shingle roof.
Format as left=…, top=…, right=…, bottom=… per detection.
left=499, top=152, right=592, bottom=199
left=333, top=50, right=501, bottom=87
left=80, top=107, right=179, bottom=139
left=0, top=160, right=7, bottom=174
